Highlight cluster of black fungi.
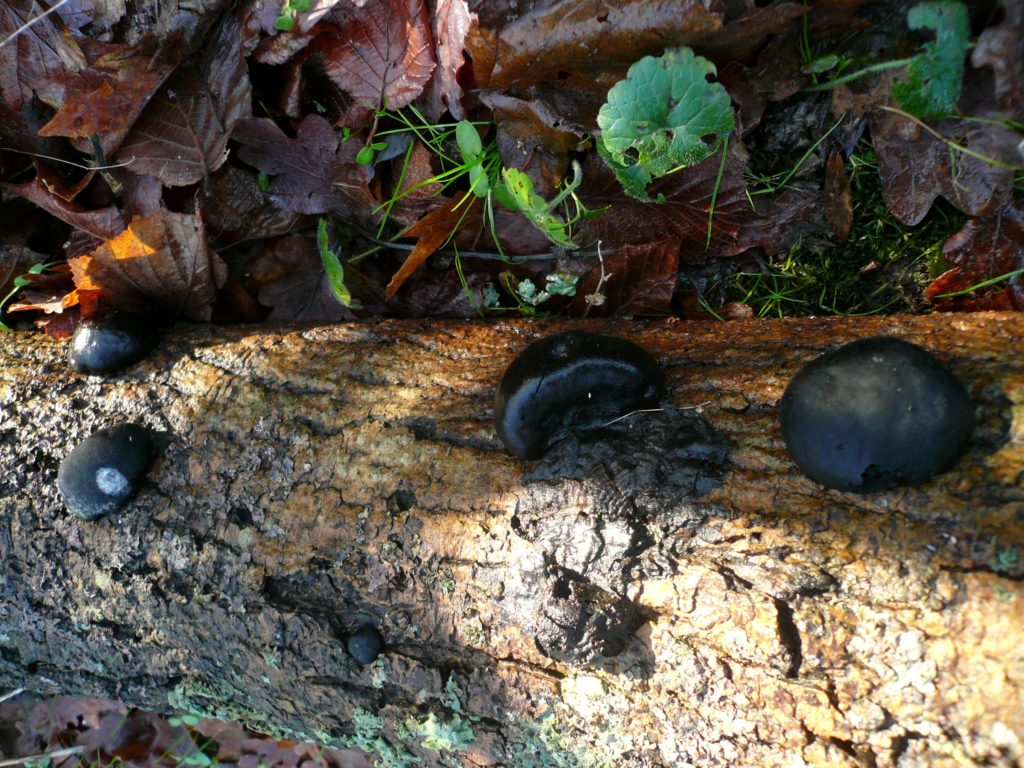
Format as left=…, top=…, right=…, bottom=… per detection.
left=58, top=322, right=975, bottom=665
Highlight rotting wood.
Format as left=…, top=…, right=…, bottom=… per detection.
left=1, top=314, right=1022, bottom=768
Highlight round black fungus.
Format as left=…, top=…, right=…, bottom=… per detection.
left=347, top=626, right=383, bottom=665
left=779, top=337, right=974, bottom=493
left=494, top=331, right=666, bottom=460
left=69, top=313, right=158, bottom=374
left=57, top=423, right=156, bottom=520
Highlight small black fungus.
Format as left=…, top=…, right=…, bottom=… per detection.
left=494, top=331, right=666, bottom=460
left=69, top=313, right=158, bottom=374
left=347, top=626, right=383, bottom=665
left=779, top=337, right=974, bottom=493
left=57, top=423, right=156, bottom=520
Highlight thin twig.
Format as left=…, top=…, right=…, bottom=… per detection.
left=0, top=746, right=86, bottom=768
left=0, top=688, right=24, bottom=704
left=0, top=0, right=71, bottom=50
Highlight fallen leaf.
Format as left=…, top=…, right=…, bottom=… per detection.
left=3, top=174, right=125, bottom=242
left=0, top=0, right=86, bottom=110
left=925, top=205, right=1024, bottom=311
left=114, top=13, right=252, bottom=186
left=309, top=0, right=436, bottom=109
left=971, top=0, right=1024, bottom=116
left=480, top=93, right=580, bottom=197
left=38, top=32, right=185, bottom=152
left=576, top=142, right=752, bottom=261
left=422, top=0, right=473, bottom=120
left=567, top=240, right=679, bottom=316
left=250, top=235, right=360, bottom=322
left=870, top=106, right=1019, bottom=225
left=69, top=209, right=227, bottom=320
left=0, top=243, right=50, bottom=296
left=386, top=195, right=483, bottom=300
left=201, top=163, right=302, bottom=241
left=233, top=115, right=374, bottom=217
left=823, top=150, right=853, bottom=240
left=697, top=2, right=807, bottom=64
left=466, top=0, right=720, bottom=91
left=54, top=0, right=127, bottom=33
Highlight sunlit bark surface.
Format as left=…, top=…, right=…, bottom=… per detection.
left=1, top=314, right=1022, bottom=767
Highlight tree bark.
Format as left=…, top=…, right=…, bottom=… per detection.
left=1, top=314, right=1022, bottom=768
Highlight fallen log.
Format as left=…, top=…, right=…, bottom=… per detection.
left=1, top=313, right=1022, bottom=767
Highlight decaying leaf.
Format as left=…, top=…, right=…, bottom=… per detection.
left=823, top=150, right=853, bottom=241
left=971, top=0, right=1024, bottom=116
left=567, top=240, right=679, bottom=316
left=870, top=107, right=1019, bottom=225
left=114, top=13, right=252, bottom=186
left=69, top=209, right=227, bottom=321
left=926, top=205, right=1024, bottom=311
left=466, top=0, right=721, bottom=91
left=310, top=0, right=436, bottom=109
left=425, top=0, right=473, bottom=120
left=385, top=195, right=483, bottom=300
left=3, top=174, right=124, bottom=242
left=201, top=163, right=301, bottom=241
left=38, top=32, right=185, bottom=153
left=233, top=115, right=373, bottom=217
left=0, top=0, right=86, bottom=110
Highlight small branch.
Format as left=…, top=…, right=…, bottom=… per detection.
left=0, top=747, right=86, bottom=768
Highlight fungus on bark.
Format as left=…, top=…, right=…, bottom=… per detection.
left=779, top=337, right=975, bottom=493
left=57, top=423, right=156, bottom=520
left=69, top=313, right=159, bottom=374
left=346, top=626, right=383, bottom=665
left=494, top=331, right=666, bottom=460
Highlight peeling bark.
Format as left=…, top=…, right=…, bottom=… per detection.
left=1, top=314, right=1022, bottom=768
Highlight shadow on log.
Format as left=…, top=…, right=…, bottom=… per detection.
left=1, top=314, right=1022, bottom=767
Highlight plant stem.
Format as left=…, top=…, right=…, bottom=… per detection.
left=805, top=58, right=914, bottom=91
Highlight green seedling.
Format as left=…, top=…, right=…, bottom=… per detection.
left=597, top=46, right=735, bottom=201
left=318, top=218, right=361, bottom=309
left=274, top=0, right=311, bottom=31
left=808, top=0, right=970, bottom=119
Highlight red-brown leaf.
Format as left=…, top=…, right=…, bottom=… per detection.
left=567, top=240, right=679, bottom=317
left=925, top=205, right=1024, bottom=311
left=3, top=175, right=124, bottom=242
left=0, top=0, right=86, bottom=110
left=233, top=115, right=374, bottom=217
left=113, top=13, right=252, bottom=186
left=385, top=195, right=483, bottom=300
left=38, top=33, right=185, bottom=151
left=311, top=0, right=436, bottom=109
left=425, top=0, right=473, bottom=119
left=971, top=0, right=1024, bottom=115
left=69, top=209, right=227, bottom=321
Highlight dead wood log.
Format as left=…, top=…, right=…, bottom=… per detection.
left=1, top=314, right=1022, bottom=768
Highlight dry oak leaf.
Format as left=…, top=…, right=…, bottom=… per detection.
left=310, top=0, right=436, bottom=109
left=70, top=210, right=227, bottom=321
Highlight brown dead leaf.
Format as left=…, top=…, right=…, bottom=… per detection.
left=0, top=243, right=49, bottom=296
left=925, top=205, right=1024, bottom=311
left=577, top=143, right=752, bottom=261
left=467, top=0, right=721, bottom=92
left=69, top=209, right=227, bottom=320
left=697, top=2, right=807, bottom=64
left=3, top=174, right=124, bottom=242
left=824, top=150, right=853, bottom=240
left=424, top=0, right=473, bottom=120
left=386, top=195, right=483, bottom=300
left=202, top=163, right=302, bottom=242
left=870, top=107, right=1020, bottom=225
left=971, top=0, right=1024, bottom=117
left=233, top=115, right=374, bottom=218
left=481, top=93, right=580, bottom=197
left=0, top=0, right=86, bottom=110
left=248, top=235, right=360, bottom=323
left=567, top=240, right=679, bottom=317
left=38, top=32, right=185, bottom=152
left=114, top=13, right=252, bottom=186
left=309, top=0, right=436, bottom=110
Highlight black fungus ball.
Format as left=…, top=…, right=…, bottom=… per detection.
left=779, top=337, right=974, bottom=493
left=69, top=313, right=158, bottom=374
left=347, top=626, right=383, bottom=665
left=494, top=331, right=666, bottom=460
left=57, top=423, right=156, bottom=520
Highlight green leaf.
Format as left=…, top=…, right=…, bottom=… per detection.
left=318, top=219, right=361, bottom=308
left=543, top=272, right=578, bottom=297
left=355, top=145, right=376, bottom=165
left=597, top=46, right=734, bottom=200
left=468, top=163, right=490, bottom=197
left=291, top=0, right=311, bottom=11
left=499, top=168, right=578, bottom=249
left=257, top=171, right=270, bottom=191
left=274, top=13, right=295, bottom=31
left=891, top=0, right=970, bottom=119
left=455, top=120, right=482, bottom=162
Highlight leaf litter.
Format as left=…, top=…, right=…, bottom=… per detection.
left=0, top=0, right=1021, bottom=328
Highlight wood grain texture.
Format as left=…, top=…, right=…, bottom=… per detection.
left=1, top=314, right=1022, bottom=767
